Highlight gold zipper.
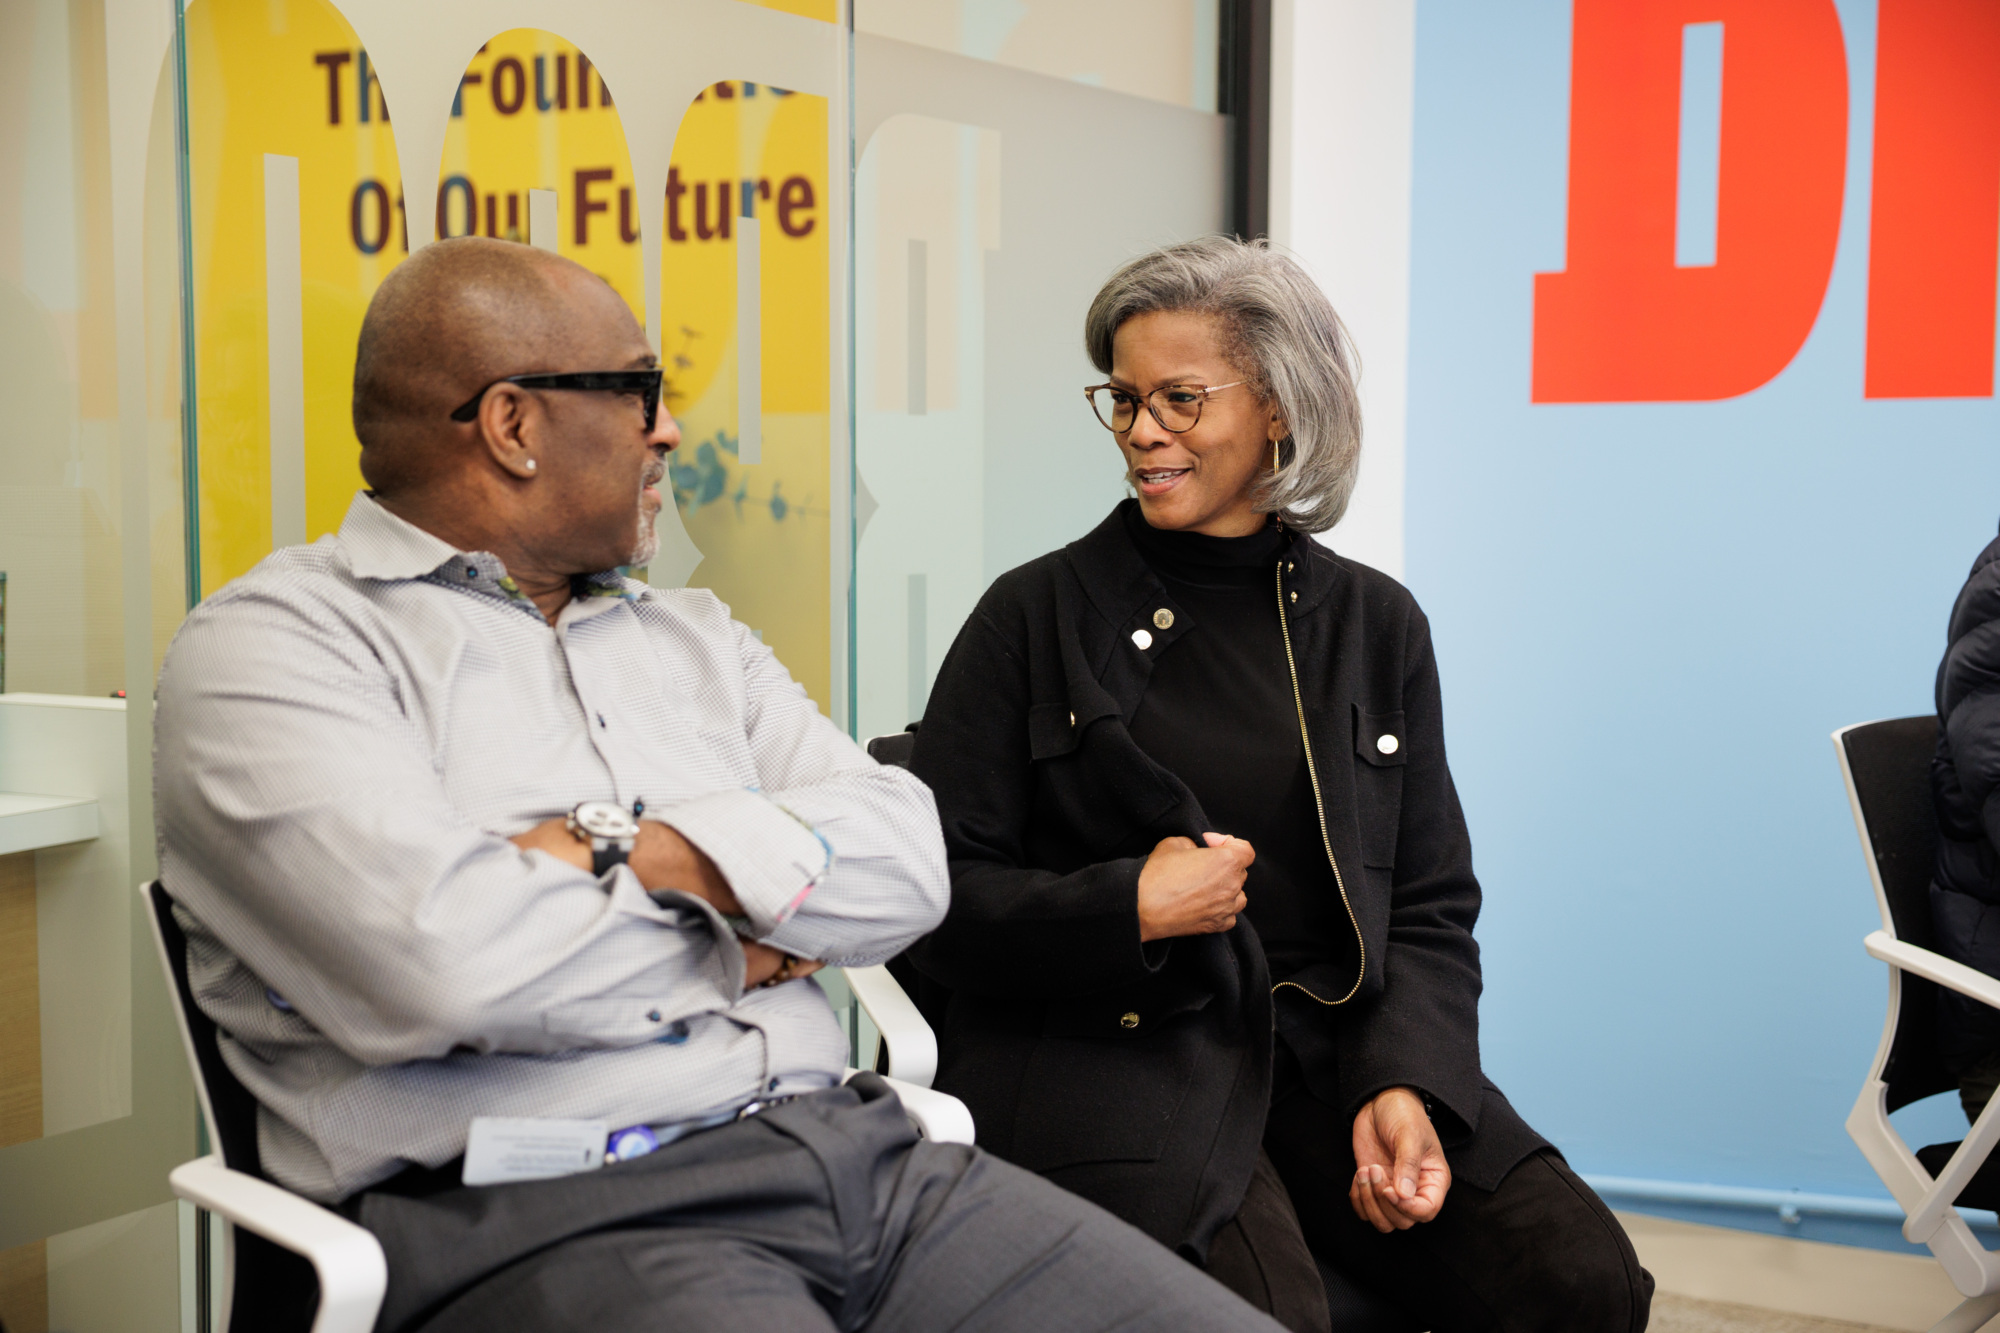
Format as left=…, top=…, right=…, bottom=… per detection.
left=1270, top=558, right=1366, bottom=1006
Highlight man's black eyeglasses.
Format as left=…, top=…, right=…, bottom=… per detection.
left=449, top=369, right=665, bottom=433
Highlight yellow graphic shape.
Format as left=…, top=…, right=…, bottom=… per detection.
left=735, top=0, right=836, bottom=21
left=439, top=30, right=642, bottom=320
left=659, top=82, right=831, bottom=711
left=184, top=0, right=403, bottom=591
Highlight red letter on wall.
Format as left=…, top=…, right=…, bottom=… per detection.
left=1865, top=0, right=2000, bottom=399
left=1531, top=0, right=1847, bottom=402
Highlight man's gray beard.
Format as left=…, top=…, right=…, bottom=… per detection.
left=628, top=508, right=660, bottom=568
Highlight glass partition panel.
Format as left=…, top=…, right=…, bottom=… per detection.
left=0, top=0, right=1241, bottom=1320
left=850, top=33, right=1228, bottom=735
left=653, top=81, right=836, bottom=712
left=0, top=0, right=126, bottom=700
left=855, top=0, right=1221, bottom=112
left=0, top=0, right=198, bottom=1323
left=853, top=113, right=1000, bottom=736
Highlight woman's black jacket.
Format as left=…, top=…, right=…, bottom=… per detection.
left=907, top=504, right=1546, bottom=1262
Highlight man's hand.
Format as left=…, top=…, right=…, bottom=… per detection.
left=509, top=817, right=819, bottom=989
left=509, top=816, right=595, bottom=871
left=740, top=939, right=823, bottom=989
left=1136, top=833, right=1254, bottom=942
left=1349, top=1086, right=1451, bottom=1232
left=628, top=821, right=742, bottom=917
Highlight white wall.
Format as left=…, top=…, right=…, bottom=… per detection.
left=1268, top=0, right=1416, bottom=581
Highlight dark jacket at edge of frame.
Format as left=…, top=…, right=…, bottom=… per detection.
left=906, top=502, right=1548, bottom=1264
left=1932, top=520, right=2000, bottom=1068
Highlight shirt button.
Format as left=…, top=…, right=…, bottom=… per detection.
left=1377, top=734, right=1400, bottom=755
left=1119, top=1012, right=1141, bottom=1029
left=1131, top=629, right=1154, bottom=650
left=647, top=1009, right=662, bottom=1022
left=1152, top=608, right=1174, bottom=630
left=465, top=566, right=478, bottom=579
left=768, top=1077, right=780, bottom=1091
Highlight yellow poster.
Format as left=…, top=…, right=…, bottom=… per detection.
left=185, top=0, right=835, bottom=708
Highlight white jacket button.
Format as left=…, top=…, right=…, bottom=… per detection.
left=1131, top=629, right=1153, bottom=650
left=1377, top=733, right=1400, bottom=755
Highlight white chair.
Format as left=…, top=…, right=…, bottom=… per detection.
left=143, top=880, right=971, bottom=1333
left=1838, top=718, right=2000, bottom=1333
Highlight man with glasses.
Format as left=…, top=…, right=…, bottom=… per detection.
left=153, top=237, right=1284, bottom=1332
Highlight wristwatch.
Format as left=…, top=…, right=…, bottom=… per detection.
left=567, top=800, right=640, bottom=876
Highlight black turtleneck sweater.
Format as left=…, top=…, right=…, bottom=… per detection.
left=1121, top=504, right=1338, bottom=982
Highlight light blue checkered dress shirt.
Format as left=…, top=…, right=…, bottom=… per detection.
left=155, top=493, right=948, bottom=1202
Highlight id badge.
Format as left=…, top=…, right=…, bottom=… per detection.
left=462, top=1117, right=608, bottom=1186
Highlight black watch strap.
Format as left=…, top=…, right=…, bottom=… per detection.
left=593, top=842, right=631, bottom=877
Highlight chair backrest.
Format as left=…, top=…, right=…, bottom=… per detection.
left=866, top=728, right=917, bottom=770
left=146, top=882, right=324, bottom=1332
left=1838, top=717, right=1942, bottom=948
left=143, top=881, right=266, bottom=1175
left=860, top=726, right=945, bottom=1031
left=1835, top=716, right=1952, bottom=1111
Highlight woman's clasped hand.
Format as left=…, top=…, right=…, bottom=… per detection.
left=1136, top=832, right=1254, bottom=941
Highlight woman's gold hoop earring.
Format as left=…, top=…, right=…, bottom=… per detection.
left=1271, top=441, right=1280, bottom=471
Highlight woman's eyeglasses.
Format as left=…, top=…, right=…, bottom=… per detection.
left=450, top=368, right=665, bottom=433
left=1084, top=381, right=1244, bottom=435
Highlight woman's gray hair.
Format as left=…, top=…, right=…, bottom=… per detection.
left=1084, top=235, right=1361, bottom=534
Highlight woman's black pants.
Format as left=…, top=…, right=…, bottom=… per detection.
left=1205, top=1080, right=1654, bottom=1333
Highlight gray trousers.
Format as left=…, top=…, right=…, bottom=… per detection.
left=351, top=1075, right=1285, bottom=1333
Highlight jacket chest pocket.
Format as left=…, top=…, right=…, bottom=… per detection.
left=1029, top=702, right=1180, bottom=854
left=1352, top=705, right=1405, bottom=869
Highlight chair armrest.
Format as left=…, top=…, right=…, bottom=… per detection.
left=880, top=1074, right=976, bottom=1144
left=841, top=1068, right=974, bottom=1144
left=842, top=964, right=937, bottom=1088
left=170, top=1154, right=386, bottom=1333
left=1866, top=932, right=2000, bottom=1011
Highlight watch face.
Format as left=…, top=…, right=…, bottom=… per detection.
left=572, top=801, right=639, bottom=838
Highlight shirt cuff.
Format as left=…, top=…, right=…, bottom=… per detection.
left=657, top=788, right=830, bottom=935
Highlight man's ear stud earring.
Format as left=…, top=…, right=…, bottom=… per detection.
left=525, top=459, right=537, bottom=472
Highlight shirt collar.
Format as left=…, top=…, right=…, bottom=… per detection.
left=336, top=492, right=638, bottom=607
left=337, top=492, right=468, bottom=581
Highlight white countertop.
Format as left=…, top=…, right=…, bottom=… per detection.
left=0, top=791, right=101, bottom=855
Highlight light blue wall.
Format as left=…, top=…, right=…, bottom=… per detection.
left=1401, top=0, right=2000, bottom=1246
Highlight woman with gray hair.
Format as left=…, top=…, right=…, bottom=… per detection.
left=907, top=237, right=1650, bottom=1331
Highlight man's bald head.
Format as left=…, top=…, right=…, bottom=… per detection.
left=353, top=237, right=630, bottom=495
